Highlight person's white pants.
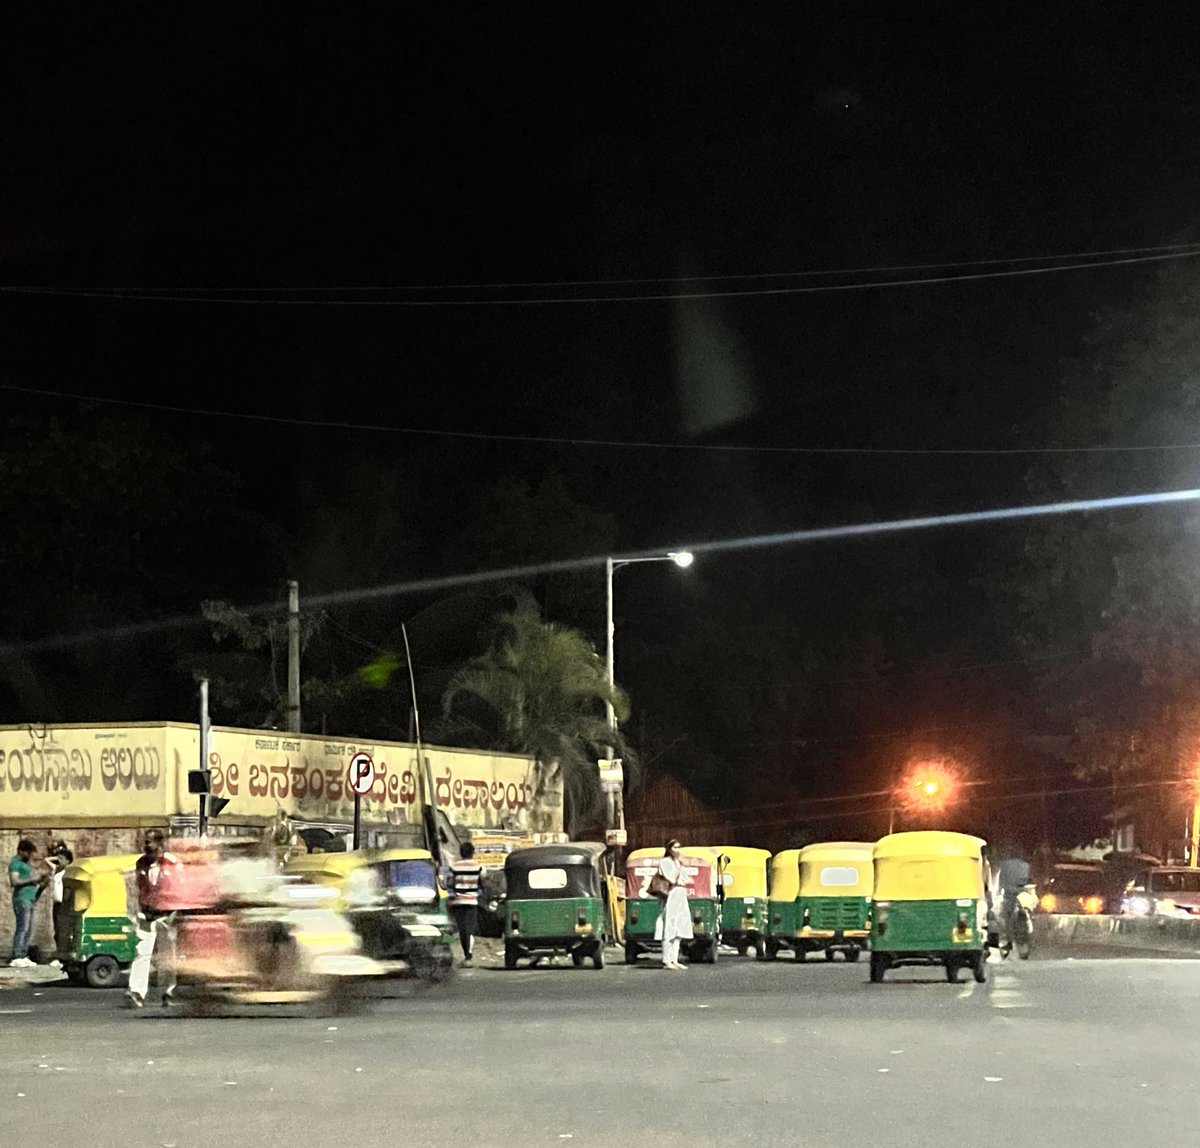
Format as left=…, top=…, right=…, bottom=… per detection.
left=128, top=916, right=177, bottom=998
left=662, top=937, right=681, bottom=966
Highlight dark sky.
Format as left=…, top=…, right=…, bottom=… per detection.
left=6, top=7, right=1200, bottom=833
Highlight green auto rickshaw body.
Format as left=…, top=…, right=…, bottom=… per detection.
left=61, top=854, right=141, bottom=987
left=504, top=842, right=610, bottom=969
left=703, top=845, right=770, bottom=958
left=623, top=846, right=723, bottom=964
left=869, top=830, right=989, bottom=984
left=283, top=848, right=454, bottom=981
left=767, top=841, right=874, bottom=961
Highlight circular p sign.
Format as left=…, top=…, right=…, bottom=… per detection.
left=347, top=751, right=375, bottom=796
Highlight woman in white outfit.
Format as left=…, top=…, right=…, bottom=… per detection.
left=654, top=839, right=693, bottom=970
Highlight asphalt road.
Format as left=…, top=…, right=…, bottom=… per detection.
left=2, top=943, right=1197, bottom=1148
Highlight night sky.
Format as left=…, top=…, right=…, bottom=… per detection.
left=6, top=7, right=1200, bottom=844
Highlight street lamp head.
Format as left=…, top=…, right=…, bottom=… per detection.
left=669, top=551, right=694, bottom=568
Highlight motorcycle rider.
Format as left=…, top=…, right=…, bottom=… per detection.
left=996, top=855, right=1032, bottom=955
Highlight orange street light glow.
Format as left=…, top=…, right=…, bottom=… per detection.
left=897, top=761, right=962, bottom=817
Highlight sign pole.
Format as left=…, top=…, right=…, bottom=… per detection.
left=199, top=678, right=210, bottom=839
left=347, top=751, right=375, bottom=853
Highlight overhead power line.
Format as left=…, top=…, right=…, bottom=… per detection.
left=9, top=241, right=1198, bottom=294
left=4, top=247, right=1200, bottom=306
left=9, top=382, right=1200, bottom=458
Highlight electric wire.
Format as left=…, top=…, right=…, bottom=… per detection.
left=4, top=246, right=1200, bottom=306
left=9, top=381, right=1200, bottom=457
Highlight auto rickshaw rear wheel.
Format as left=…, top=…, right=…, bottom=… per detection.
left=762, top=941, right=778, bottom=961
left=504, top=943, right=519, bottom=970
left=754, top=937, right=767, bottom=961
left=869, top=952, right=888, bottom=983
left=624, top=942, right=638, bottom=965
left=845, top=947, right=861, bottom=963
left=972, top=954, right=987, bottom=983
left=945, top=961, right=963, bottom=984
left=571, top=951, right=585, bottom=968
left=824, top=948, right=835, bottom=962
left=592, top=944, right=605, bottom=970
left=84, top=954, right=121, bottom=988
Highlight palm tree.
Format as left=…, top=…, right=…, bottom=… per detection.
left=436, top=596, right=635, bottom=834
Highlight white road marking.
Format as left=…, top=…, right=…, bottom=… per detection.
left=989, top=972, right=1030, bottom=1010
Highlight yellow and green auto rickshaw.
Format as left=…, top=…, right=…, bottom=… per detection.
left=60, top=854, right=141, bottom=987
left=795, top=841, right=874, bottom=961
left=503, top=842, right=610, bottom=969
left=869, top=831, right=989, bottom=984
left=283, top=848, right=454, bottom=983
left=623, top=846, right=724, bottom=964
left=702, top=845, right=770, bottom=958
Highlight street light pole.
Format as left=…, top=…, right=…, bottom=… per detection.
left=604, top=550, right=694, bottom=736
left=603, top=550, right=694, bottom=841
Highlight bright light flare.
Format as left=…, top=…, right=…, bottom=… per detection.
left=897, top=759, right=962, bottom=817
left=669, top=550, right=694, bottom=568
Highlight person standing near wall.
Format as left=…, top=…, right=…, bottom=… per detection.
left=8, top=839, right=48, bottom=967
left=127, top=830, right=181, bottom=1008
left=448, top=841, right=483, bottom=968
left=46, top=839, right=74, bottom=963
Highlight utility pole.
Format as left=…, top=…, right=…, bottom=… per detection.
left=287, top=580, right=301, bottom=734
left=198, top=678, right=211, bottom=838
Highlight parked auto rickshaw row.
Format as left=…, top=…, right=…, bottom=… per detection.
left=59, top=830, right=997, bottom=995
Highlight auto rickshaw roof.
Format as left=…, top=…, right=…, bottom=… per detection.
left=283, top=851, right=367, bottom=876
left=372, top=848, right=435, bottom=864
left=702, top=846, right=771, bottom=865
left=798, top=841, right=875, bottom=862
left=626, top=845, right=719, bottom=863
left=505, top=842, right=608, bottom=871
left=64, top=854, right=140, bottom=878
left=874, top=831, right=986, bottom=861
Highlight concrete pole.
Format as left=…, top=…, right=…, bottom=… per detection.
left=199, top=678, right=211, bottom=838
left=287, top=580, right=301, bottom=734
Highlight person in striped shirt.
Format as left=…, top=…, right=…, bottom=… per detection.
left=448, top=841, right=483, bottom=967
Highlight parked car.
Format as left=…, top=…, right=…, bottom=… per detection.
left=1122, top=867, right=1200, bottom=918
left=1036, top=863, right=1107, bottom=915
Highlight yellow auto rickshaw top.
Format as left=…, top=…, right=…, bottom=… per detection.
left=873, top=831, right=987, bottom=902
left=700, top=846, right=770, bottom=897
left=64, top=854, right=140, bottom=878
left=768, top=849, right=803, bottom=901
left=798, top=841, right=875, bottom=898
left=873, top=831, right=986, bottom=861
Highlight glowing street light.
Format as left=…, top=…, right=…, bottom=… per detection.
left=604, top=550, right=694, bottom=735
left=889, top=759, right=962, bottom=832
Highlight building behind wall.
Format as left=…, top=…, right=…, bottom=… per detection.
left=0, top=722, right=563, bottom=958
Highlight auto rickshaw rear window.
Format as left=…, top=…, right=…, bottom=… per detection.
left=819, top=866, right=859, bottom=887
left=380, top=859, right=438, bottom=899
left=527, top=868, right=568, bottom=890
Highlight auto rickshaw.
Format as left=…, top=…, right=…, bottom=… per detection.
left=283, top=848, right=454, bottom=983
left=784, top=841, right=873, bottom=962
left=623, top=845, right=723, bottom=964
left=702, top=845, right=769, bottom=958
left=869, top=831, right=989, bottom=984
left=170, top=839, right=384, bottom=1015
left=60, top=854, right=141, bottom=987
left=503, top=842, right=610, bottom=969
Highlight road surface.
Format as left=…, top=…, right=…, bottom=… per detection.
left=1, top=943, right=1195, bottom=1147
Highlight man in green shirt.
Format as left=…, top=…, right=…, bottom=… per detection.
left=8, top=839, right=46, bottom=967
